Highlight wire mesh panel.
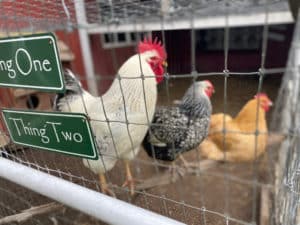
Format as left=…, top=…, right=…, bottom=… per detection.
left=271, top=12, right=300, bottom=225
left=0, top=0, right=296, bottom=225
left=0, top=177, right=110, bottom=225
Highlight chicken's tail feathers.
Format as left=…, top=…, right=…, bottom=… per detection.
left=142, top=132, right=178, bottom=161
left=53, top=69, right=83, bottom=111
left=63, top=69, right=83, bottom=94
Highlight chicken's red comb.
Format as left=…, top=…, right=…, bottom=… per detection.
left=254, top=93, right=268, bottom=99
left=138, top=37, right=167, bottom=59
left=204, top=80, right=214, bottom=87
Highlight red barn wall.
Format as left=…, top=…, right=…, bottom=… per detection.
left=0, top=0, right=85, bottom=134
left=0, top=0, right=75, bottom=31
left=55, top=30, right=86, bottom=88
left=154, top=24, right=294, bottom=75
left=89, top=34, right=135, bottom=94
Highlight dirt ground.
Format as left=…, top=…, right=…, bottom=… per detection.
left=0, top=74, right=282, bottom=225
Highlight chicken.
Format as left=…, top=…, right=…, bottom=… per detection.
left=142, top=80, right=214, bottom=164
left=200, top=93, right=273, bottom=162
left=54, top=38, right=167, bottom=196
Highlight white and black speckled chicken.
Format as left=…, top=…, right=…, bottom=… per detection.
left=143, top=80, right=214, bottom=162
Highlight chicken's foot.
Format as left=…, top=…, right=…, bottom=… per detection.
left=99, top=173, right=116, bottom=198
left=122, top=160, right=141, bottom=196
left=168, top=162, right=185, bottom=182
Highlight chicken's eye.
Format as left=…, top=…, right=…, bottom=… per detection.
left=150, top=56, right=157, bottom=61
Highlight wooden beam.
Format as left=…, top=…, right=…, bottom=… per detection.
left=0, top=202, right=63, bottom=224
left=259, top=186, right=270, bottom=225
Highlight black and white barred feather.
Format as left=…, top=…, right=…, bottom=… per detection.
left=143, top=81, right=212, bottom=161
left=53, top=69, right=83, bottom=111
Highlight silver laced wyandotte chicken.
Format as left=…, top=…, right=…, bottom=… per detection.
left=54, top=38, right=167, bottom=196
left=142, top=80, right=214, bottom=167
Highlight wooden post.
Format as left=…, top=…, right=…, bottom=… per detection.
left=288, top=0, right=300, bottom=20
left=259, top=186, right=270, bottom=225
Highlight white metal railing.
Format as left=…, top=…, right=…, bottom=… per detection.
left=0, top=157, right=186, bottom=225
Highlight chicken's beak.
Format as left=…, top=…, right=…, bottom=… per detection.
left=269, top=101, right=273, bottom=107
left=162, top=61, right=168, bottom=68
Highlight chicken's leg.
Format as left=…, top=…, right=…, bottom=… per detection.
left=122, top=160, right=136, bottom=195
left=167, top=160, right=186, bottom=182
left=169, top=162, right=182, bottom=182
left=99, top=173, right=116, bottom=197
left=178, top=154, right=204, bottom=169
left=179, top=154, right=191, bottom=168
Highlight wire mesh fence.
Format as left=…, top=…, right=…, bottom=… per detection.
left=271, top=11, right=300, bottom=225
left=0, top=0, right=297, bottom=225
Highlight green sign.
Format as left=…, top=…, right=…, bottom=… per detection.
left=2, top=109, right=98, bottom=160
left=0, top=33, right=64, bottom=92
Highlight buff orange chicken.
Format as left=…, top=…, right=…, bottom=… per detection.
left=200, top=93, right=273, bottom=162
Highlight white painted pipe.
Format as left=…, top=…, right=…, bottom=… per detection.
left=74, top=1, right=99, bottom=96
left=0, top=158, right=186, bottom=225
